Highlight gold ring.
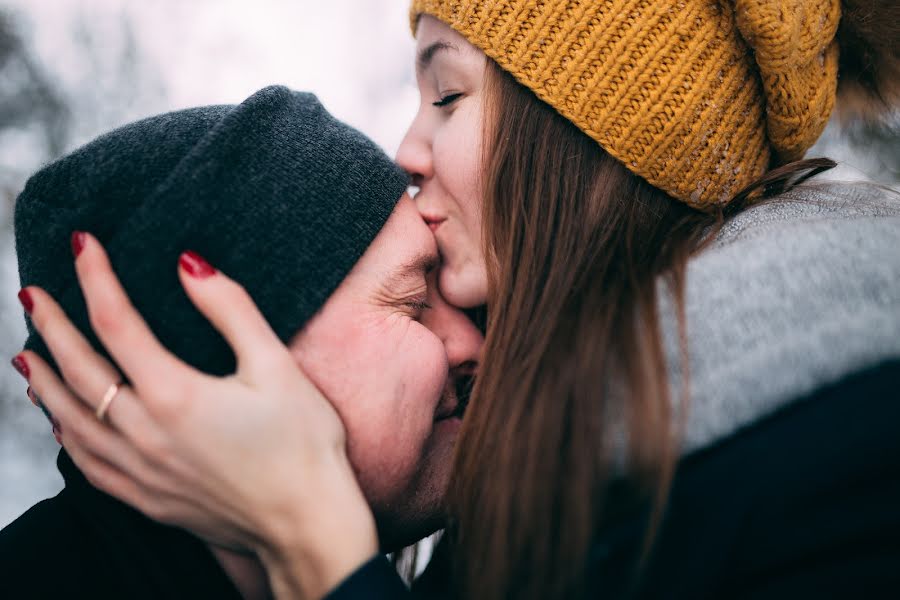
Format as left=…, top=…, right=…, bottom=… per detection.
left=96, top=382, right=122, bottom=422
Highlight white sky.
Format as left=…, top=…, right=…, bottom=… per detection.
left=6, top=0, right=420, bottom=155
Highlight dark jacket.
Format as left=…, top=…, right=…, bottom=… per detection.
left=0, top=452, right=243, bottom=599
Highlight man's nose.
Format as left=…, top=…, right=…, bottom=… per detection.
left=442, top=310, right=483, bottom=373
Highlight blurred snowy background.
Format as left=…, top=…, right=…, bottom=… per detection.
left=0, top=0, right=897, bottom=527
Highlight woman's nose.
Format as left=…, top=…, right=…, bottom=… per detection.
left=396, top=116, right=433, bottom=183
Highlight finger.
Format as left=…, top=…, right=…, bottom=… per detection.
left=72, top=232, right=194, bottom=390
left=177, top=251, right=289, bottom=376
left=17, top=350, right=150, bottom=477
left=23, top=285, right=133, bottom=427
left=23, top=350, right=197, bottom=512
left=27, top=386, right=53, bottom=423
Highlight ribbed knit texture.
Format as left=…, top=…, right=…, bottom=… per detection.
left=410, top=0, right=841, bottom=210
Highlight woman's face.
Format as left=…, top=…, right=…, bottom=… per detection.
left=396, top=16, right=489, bottom=309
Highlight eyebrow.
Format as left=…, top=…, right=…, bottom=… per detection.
left=417, top=40, right=459, bottom=72
left=384, top=252, right=438, bottom=293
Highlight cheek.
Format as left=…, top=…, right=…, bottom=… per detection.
left=356, top=333, right=447, bottom=506
left=433, top=109, right=484, bottom=243
left=340, top=323, right=448, bottom=502
left=406, top=330, right=449, bottom=405
left=432, top=116, right=489, bottom=306
left=374, top=323, right=447, bottom=445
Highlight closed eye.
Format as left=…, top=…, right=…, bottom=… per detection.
left=398, top=293, right=432, bottom=321
left=405, top=298, right=433, bottom=311
left=432, top=93, right=463, bottom=107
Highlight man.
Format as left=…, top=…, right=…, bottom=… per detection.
left=0, top=86, right=481, bottom=599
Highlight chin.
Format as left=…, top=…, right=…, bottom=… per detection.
left=373, top=429, right=458, bottom=551
left=376, top=512, right=447, bottom=553
left=438, top=262, right=487, bottom=309
left=374, top=484, right=448, bottom=551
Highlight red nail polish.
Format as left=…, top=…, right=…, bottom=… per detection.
left=179, top=251, right=217, bottom=278
left=17, top=288, right=34, bottom=314
left=71, top=231, right=87, bottom=257
left=11, top=355, right=30, bottom=379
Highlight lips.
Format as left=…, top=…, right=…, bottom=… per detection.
left=417, top=198, right=447, bottom=231
left=434, top=389, right=459, bottom=421
left=422, top=214, right=447, bottom=233
left=435, top=375, right=475, bottom=421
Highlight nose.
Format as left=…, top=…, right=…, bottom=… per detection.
left=396, top=111, right=433, bottom=189
left=421, top=272, right=483, bottom=373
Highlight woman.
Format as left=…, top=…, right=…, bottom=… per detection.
left=17, top=1, right=900, bottom=598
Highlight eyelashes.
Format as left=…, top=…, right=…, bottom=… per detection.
left=432, top=92, right=463, bottom=108
left=402, top=293, right=433, bottom=321
left=405, top=298, right=433, bottom=311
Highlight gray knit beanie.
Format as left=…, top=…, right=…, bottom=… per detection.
left=15, top=85, right=409, bottom=376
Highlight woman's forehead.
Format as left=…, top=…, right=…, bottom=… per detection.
left=416, top=15, right=479, bottom=58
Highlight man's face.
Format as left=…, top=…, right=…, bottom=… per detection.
left=288, top=194, right=483, bottom=550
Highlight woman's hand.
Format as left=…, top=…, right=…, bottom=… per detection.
left=15, top=233, right=377, bottom=599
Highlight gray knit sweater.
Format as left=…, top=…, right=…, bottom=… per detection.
left=658, top=182, right=900, bottom=456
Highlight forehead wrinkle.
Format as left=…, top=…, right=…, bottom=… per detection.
left=417, top=40, right=459, bottom=73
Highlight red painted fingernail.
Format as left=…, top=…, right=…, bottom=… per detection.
left=11, top=355, right=30, bottom=379
left=179, top=251, right=217, bottom=278
left=17, top=288, right=34, bottom=314
left=71, top=231, right=87, bottom=257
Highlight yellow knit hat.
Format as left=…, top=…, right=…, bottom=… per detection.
left=410, top=0, right=841, bottom=210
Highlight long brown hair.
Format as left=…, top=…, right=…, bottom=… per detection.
left=441, top=3, right=896, bottom=597
left=446, top=60, right=714, bottom=600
